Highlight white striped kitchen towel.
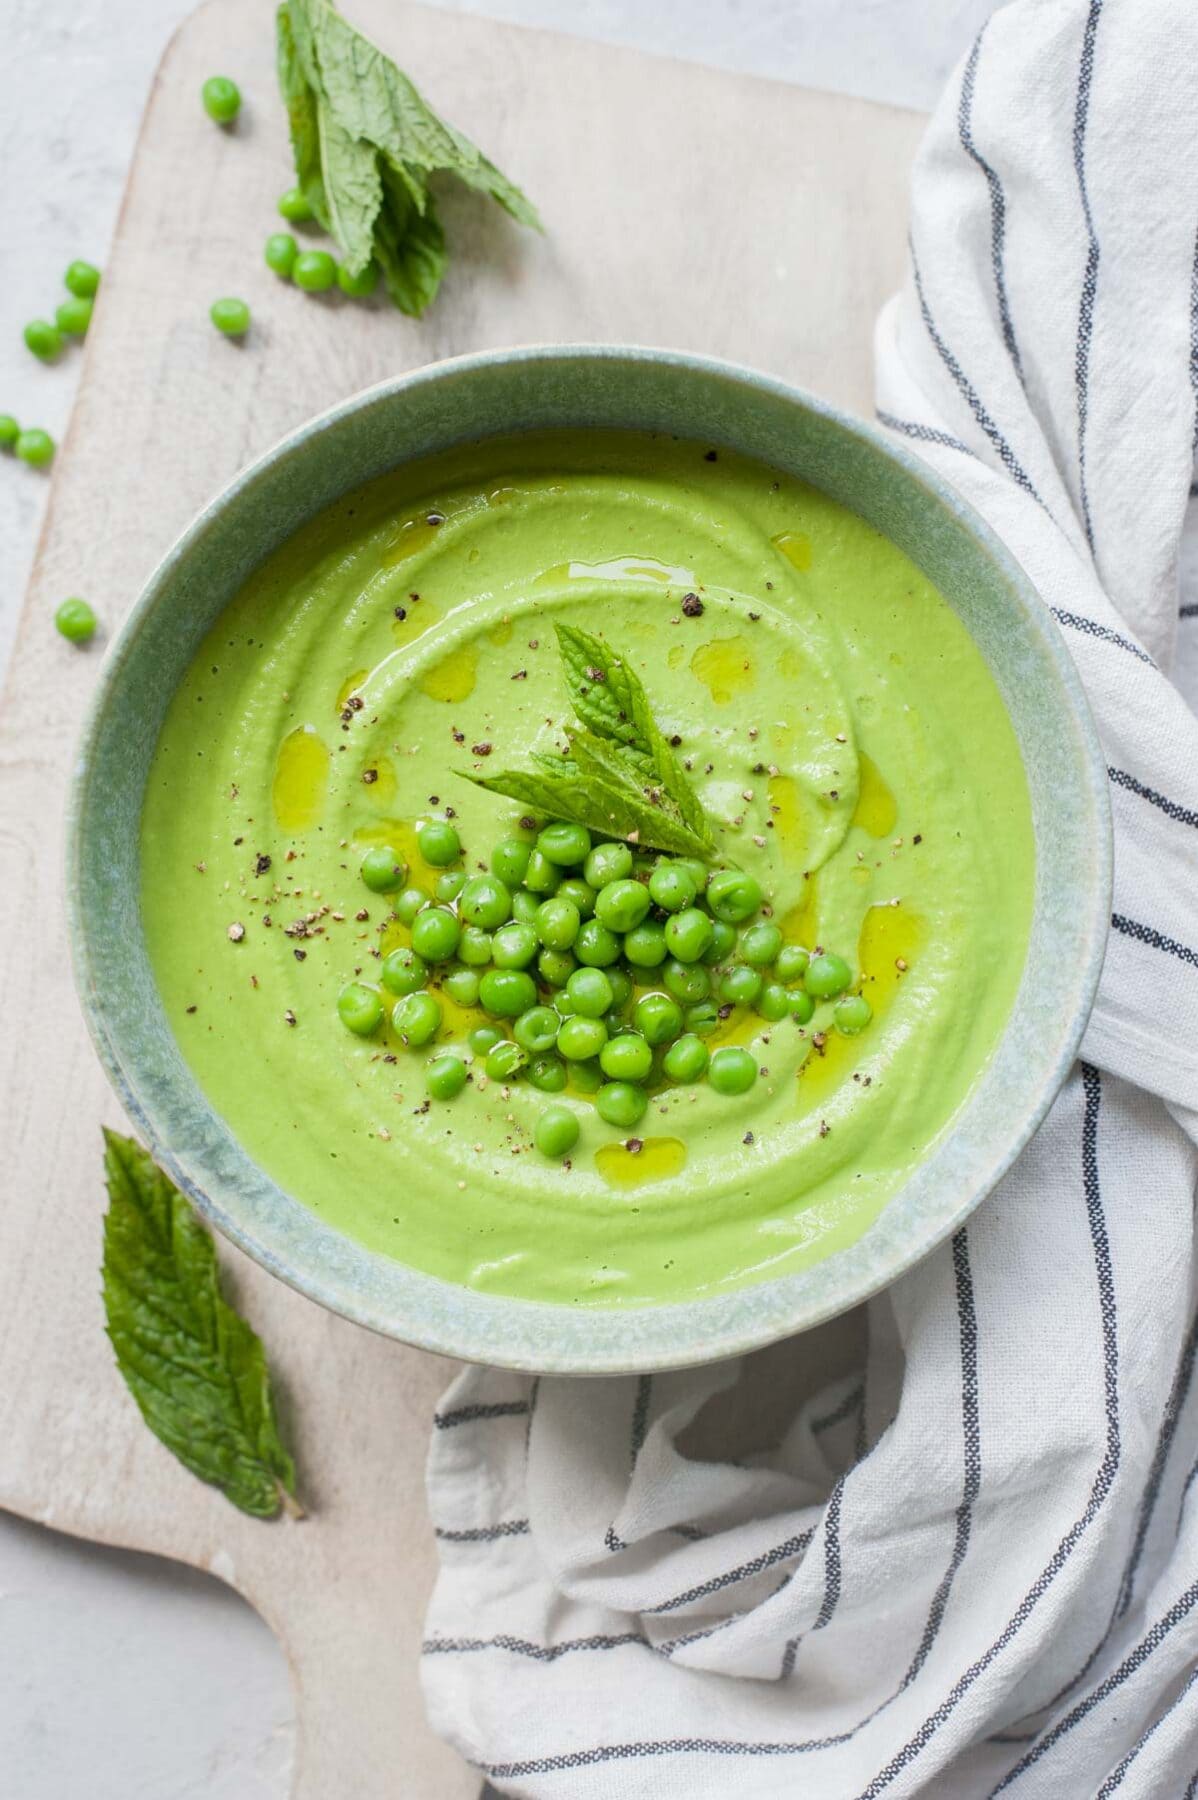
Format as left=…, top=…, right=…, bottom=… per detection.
left=423, top=2, right=1198, bottom=1792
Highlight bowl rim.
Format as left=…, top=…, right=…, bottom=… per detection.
left=66, top=342, right=1113, bottom=1373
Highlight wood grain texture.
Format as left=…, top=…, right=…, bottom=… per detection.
left=0, top=1, right=922, bottom=1791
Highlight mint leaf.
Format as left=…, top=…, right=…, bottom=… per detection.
left=318, top=107, right=383, bottom=276
left=277, top=0, right=540, bottom=307
left=460, top=629, right=717, bottom=856
left=277, top=0, right=330, bottom=227
left=373, top=165, right=447, bottom=318
left=101, top=1131, right=300, bottom=1520
left=554, top=625, right=715, bottom=850
left=467, top=752, right=711, bottom=856
left=565, top=731, right=714, bottom=855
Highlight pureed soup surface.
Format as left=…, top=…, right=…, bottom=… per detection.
left=140, top=430, right=1034, bottom=1306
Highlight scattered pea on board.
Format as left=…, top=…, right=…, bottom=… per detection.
left=210, top=298, right=251, bottom=338
left=54, top=598, right=97, bottom=644
left=201, top=75, right=242, bottom=124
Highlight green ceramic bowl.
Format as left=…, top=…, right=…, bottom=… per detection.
left=67, top=346, right=1110, bottom=1374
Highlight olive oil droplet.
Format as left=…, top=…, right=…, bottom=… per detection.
left=690, top=636, right=754, bottom=706
left=595, top=1136, right=687, bottom=1188
left=272, top=726, right=329, bottom=831
left=420, top=644, right=477, bottom=703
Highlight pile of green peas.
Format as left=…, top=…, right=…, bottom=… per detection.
left=336, top=815, right=872, bottom=1159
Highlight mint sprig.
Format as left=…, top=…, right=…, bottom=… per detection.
left=277, top=0, right=541, bottom=317
left=462, top=625, right=717, bottom=858
left=101, top=1131, right=301, bottom=1520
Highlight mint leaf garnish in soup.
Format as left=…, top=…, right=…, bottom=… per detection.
left=463, top=626, right=717, bottom=858
left=276, top=0, right=540, bottom=316
left=101, top=1130, right=301, bottom=1520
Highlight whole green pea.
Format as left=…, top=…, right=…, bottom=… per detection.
left=634, top=991, right=684, bottom=1046
left=394, top=886, right=429, bottom=925
left=527, top=1053, right=568, bottom=1093
left=55, top=297, right=93, bottom=337
left=468, top=1024, right=503, bottom=1056
left=664, top=907, right=715, bottom=964
left=456, top=928, right=492, bottom=972
left=338, top=980, right=383, bottom=1036
left=605, top=968, right=634, bottom=1011
left=293, top=249, right=339, bottom=292
left=834, top=994, right=873, bottom=1035
left=648, top=862, right=697, bottom=913
left=0, top=415, right=19, bottom=449
left=708, top=1046, right=758, bottom=1095
left=443, top=966, right=481, bottom=1007
left=486, top=1039, right=528, bottom=1082
left=418, top=818, right=460, bottom=867
left=700, top=918, right=739, bottom=965
left=338, top=261, right=379, bottom=297
left=522, top=849, right=562, bottom=895
left=537, top=821, right=591, bottom=867
left=720, top=964, right=763, bottom=1006
left=565, top=966, right=613, bottom=1018
left=584, top=841, right=633, bottom=889
left=537, top=947, right=576, bottom=988
left=677, top=859, right=709, bottom=894
left=556, top=877, right=596, bottom=919
left=596, top=1081, right=648, bottom=1129
left=805, top=952, right=852, bottom=999
left=426, top=1053, right=468, bottom=1099
left=435, top=869, right=467, bottom=903
left=756, top=982, right=792, bottom=1021
left=511, top=889, right=541, bottom=925
left=662, top=958, right=710, bottom=1005
left=54, top=597, right=97, bottom=644
left=360, top=845, right=407, bottom=893
left=380, top=946, right=427, bottom=995
left=775, top=945, right=810, bottom=984
left=278, top=186, right=315, bottom=223
left=741, top=921, right=783, bottom=967
left=575, top=919, right=622, bottom=967
left=594, top=879, right=650, bottom=933
left=663, top=1033, right=710, bottom=1083
left=64, top=260, right=101, bottom=298
left=459, top=874, right=512, bottom=930
left=535, top=1104, right=579, bottom=1158
left=623, top=920, right=668, bottom=968
left=557, top=1015, right=608, bottom=1061
left=210, top=297, right=251, bottom=337
left=17, top=428, right=55, bottom=467
left=393, top=990, right=442, bottom=1046
left=535, top=896, right=580, bottom=951
left=24, top=320, right=62, bottom=361
left=201, top=75, right=241, bottom=123
left=789, top=989, right=815, bottom=1025
left=479, top=968, right=537, bottom=1017
left=514, top=1006, right=561, bottom=1054
left=265, top=232, right=298, bottom=277
left=410, top=907, right=461, bottom=963
left=491, top=836, right=532, bottom=885
left=600, top=1032, right=653, bottom=1082
left=492, top=922, right=539, bottom=969
left=568, top=1058, right=604, bottom=1094
left=707, top=870, right=764, bottom=924
left=685, top=999, right=721, bottom=1036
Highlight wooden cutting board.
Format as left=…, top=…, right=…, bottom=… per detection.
left=0, top=2, right=923, bottom=1791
